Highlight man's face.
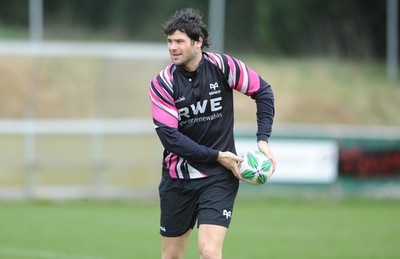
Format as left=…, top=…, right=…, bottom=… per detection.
left=167, top=30, right=202, bottom=70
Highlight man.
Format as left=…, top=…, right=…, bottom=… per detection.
left=149, top=8, right=276, bottom=259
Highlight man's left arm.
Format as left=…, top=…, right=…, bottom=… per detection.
left=251, top=79, right=276, bottom=173
left=222, top=54, right=277, bottom=172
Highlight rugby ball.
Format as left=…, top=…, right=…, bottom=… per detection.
left=239, top=150, right=273, bottom=185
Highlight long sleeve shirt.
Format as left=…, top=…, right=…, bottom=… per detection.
left=150, top=52, right=274, bottom=179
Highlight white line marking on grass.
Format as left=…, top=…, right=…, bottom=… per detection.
left=0, top=245, right=106, bottom=259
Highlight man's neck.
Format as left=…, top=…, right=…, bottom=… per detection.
left=184, top=52, right=203, bottom=72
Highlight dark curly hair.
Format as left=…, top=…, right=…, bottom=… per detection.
left=162, top=8, right=211, bottom=49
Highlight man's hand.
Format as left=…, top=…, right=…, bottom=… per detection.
left=217, top=151, right=244, bottom=181
left=258, top=140, right=277, bottom=174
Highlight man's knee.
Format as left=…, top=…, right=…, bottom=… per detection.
left=198, top=241, right=222, bottom=259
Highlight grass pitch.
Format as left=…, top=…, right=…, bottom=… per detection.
left=0, top=196, right=399, bottom=259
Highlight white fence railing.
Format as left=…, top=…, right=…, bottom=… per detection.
left=0, top=40, right=169, bottom=59
left=0, top=119, right=153, bottom=135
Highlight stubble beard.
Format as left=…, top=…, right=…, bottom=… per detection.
left=171, top=49, right=198, bottom=71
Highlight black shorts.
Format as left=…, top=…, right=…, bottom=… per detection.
left=158, top=172, right=239, bottom=237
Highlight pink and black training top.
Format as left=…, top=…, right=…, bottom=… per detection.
left=150, top=52, right=274, bottom=179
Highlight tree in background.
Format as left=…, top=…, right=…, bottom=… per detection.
left=247, top=0, right=386, bottom=58
left=0, top=0, right=388, bottom=59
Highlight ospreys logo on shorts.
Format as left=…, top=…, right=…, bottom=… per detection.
left=222, top=209, right=232, bottom=219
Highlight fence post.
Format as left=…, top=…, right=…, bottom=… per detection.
left=387, top=0, right=398, bottom=84
left=29, top=0, right=43, bottom=42
left=24, top=120, right=36, bottom=199
left=208, top=0, right=226, bottom=54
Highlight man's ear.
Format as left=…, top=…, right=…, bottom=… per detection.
left=197, top=37, right=204, bottom=48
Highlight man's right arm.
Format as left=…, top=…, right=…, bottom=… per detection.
left=150, top=73, right=219, bottom=163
